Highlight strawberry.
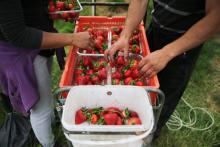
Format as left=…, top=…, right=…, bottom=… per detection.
left=124, top=77, right=135, bottom=85
left=116, top=117, right=123, bottom=125
left=130, top=111, right=139, bottom=118
left=124, top=69, right=132, bottom=78
left=97, top=68, right=107, bottom=79
left=75, top=109, right=87, bottom=124
left=112, top=71, right=122, bottom=79
left=131, top=69, right=140, bottom=79
left=116, top=56, right=125, bottom=65
left=103, top=113, right=118, bottom=125
left=84, top=75, right=90, bottom=84
left=91, top=114, right=98, bottom=124
left=56, top=1, right=65, bottom=10
left=82, top=57, right=92, bottom=67
left=49, top=5, right=56, bottom=13
left=62, top=12, right=69, bottom=19
left=95, top=39, right=103, bottom=50
left=127, top=117, right=142, bottom=125
left=135, top=81, right=144, bottom=86
left=97, top=36, right=104, bottom=43
left=90, top=74, right=100, bottom=84
left=106, top=107, right=121, bottom=113
left=109, top=61, right=115, bottom=67
left=86, top=69, right=94, bottom=75
left=75, top=66, right=84, bottom=75
left=75, top=75, right=86, bottom=85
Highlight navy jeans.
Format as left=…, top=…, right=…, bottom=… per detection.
left=147, top=24, right=203, bottom=138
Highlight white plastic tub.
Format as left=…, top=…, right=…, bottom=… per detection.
left=62, top=85, right=154, bottom=147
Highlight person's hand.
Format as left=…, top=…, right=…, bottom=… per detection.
left=138, top=49, right=173, bottom=78
left=72, top=32, right=94, bottom=49
left=104, top=37, right=129, bottom=61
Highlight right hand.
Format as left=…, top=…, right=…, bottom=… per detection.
left=72, top=32, right=94, bottom=49
left=104, top=36, right=130, bottom=61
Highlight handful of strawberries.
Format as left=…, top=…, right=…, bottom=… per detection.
left=75, top=107, right=142, bottom=125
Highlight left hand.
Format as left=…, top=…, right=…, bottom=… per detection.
left=138, top=49, right=173, bottom=78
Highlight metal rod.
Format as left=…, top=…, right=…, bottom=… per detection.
left=81, top=2, right=129, bottom=6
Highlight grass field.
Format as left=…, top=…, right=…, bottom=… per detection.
left=51, top=1, right=220, bottom=146
left=0, top=1, right=219, bottom=147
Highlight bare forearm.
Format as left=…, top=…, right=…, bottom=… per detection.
left=40, top=32, right=74, bottom=49
left=121, top=0, right=148, bottom=39
left=163, top=0, right=220, bottom=59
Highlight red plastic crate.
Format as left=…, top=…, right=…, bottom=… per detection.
left=59, top=16, right=159, bottom=105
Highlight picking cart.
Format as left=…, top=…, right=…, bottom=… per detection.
left=54, top=15, right=165, bottom=147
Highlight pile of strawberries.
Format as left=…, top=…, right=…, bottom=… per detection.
left=48, top=0, right=80, bottom=21
left=79, top=26, right=108, bottom=54
left=111, top=26, right=141, bottom=54
left=74, top=57, right=108, bottom=85
left=111, top=55, right=144, bottom=86
left=75, top=107, right=142, bottom=125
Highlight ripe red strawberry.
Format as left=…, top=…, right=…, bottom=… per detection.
left=82, top=57, right=92, bottom=67
left=84, top=75, right=90, bottom=84
left=75, top=75, right=86, bottom=85
left=116, top=117, right=123, bottom=125
left=75, top=109, right=87, bottom=124
left=130, top=111, right=139, bottom=117
left=106, top=107, right=121, bottom=113
left=97, top=68, right=107, bottom=79
left=75, top=67, right=84, bottom=75
left=116, top=56, right=125, bottom=65
left=131, top=68, right=140, bottom=79
left=103, top=113, right=118, bottom=125
left=124, top=69, right=132, bottom=77
left=49, top=5, right=55, bottom=13
left=91, top=114, right=98, bottom=124
left=86, top=69, right=94, bottom=75
left=90, top=74, right=100, bottom=84
left=131, top=44, right=141, bottom=54
left=95, top=39, right=103, bottom=50
left=56, top=1, right=65, bottom=10
left=135, top=81, right=144, bottom=86
left=112, top=71, right=122, bottom=79
left=97, top=36, right=104, bottom=43
left=124, top=77, right=135, bottom=85
left=62, top=12, right=69, bottom=19
left=127, top=117, right=142, bottom=125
